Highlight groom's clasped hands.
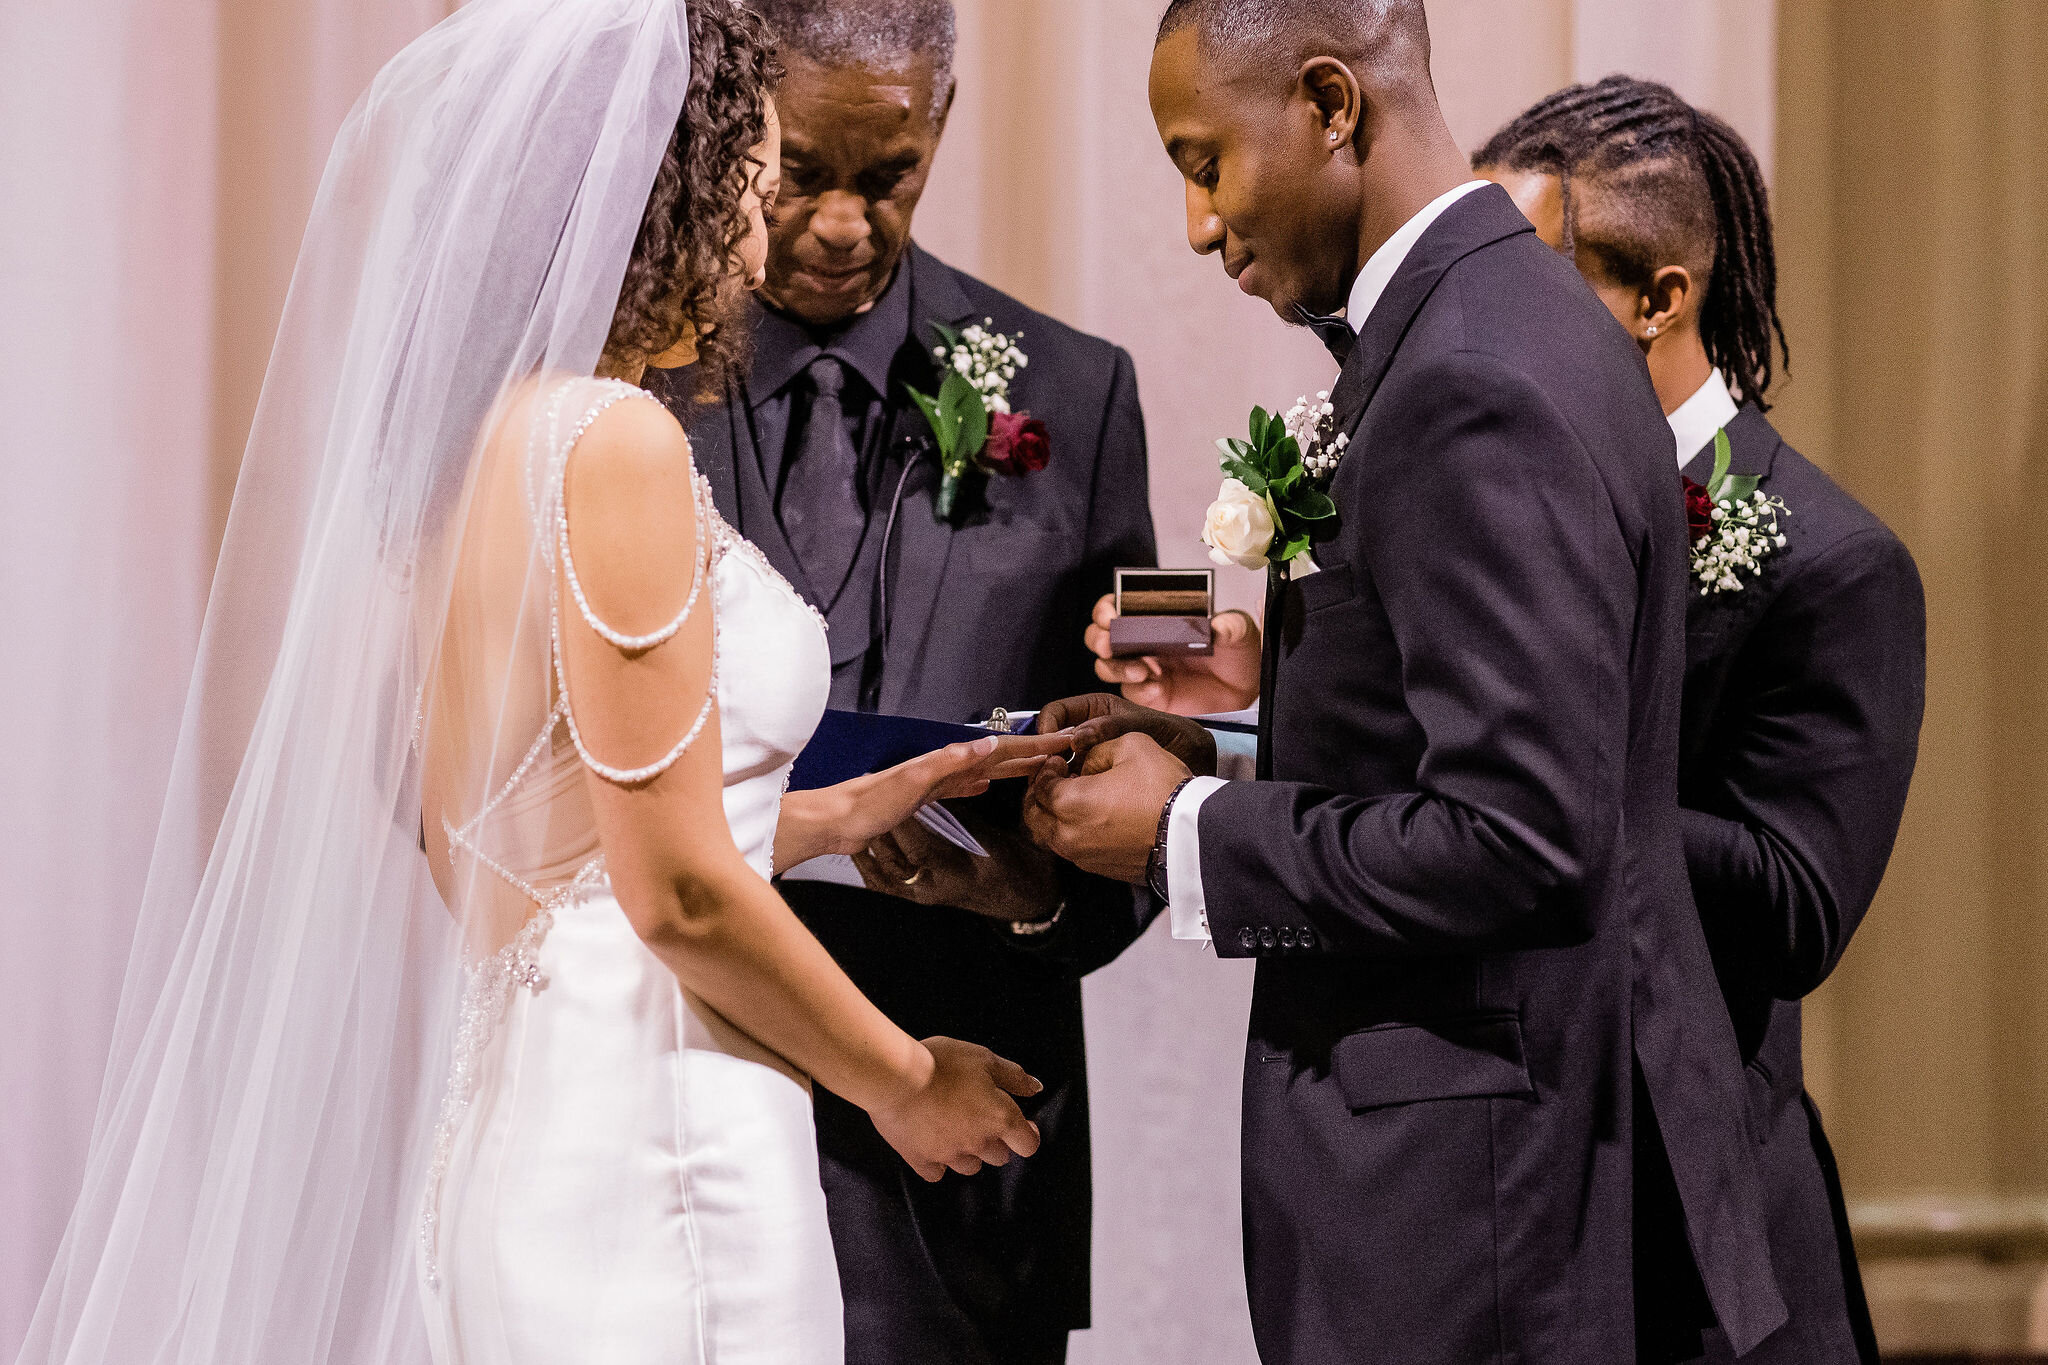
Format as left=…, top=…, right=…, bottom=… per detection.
left=1022, top=695, right=1218, bottom=886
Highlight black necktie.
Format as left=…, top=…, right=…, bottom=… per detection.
left=782, top=354, right=866, bottom=605
left=1293, top=303, right=1355, bottom=365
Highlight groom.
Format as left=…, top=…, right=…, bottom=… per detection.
left=649, top=3, right=1157, bottom=1362
left=1031, top=2, right=1784, bottom=1361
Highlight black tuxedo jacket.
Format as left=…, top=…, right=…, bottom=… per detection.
left=1679, top=406, right=1924, bottom=1365
left=659, top=244, right=1158, bottom=1356
left=1192, top=185, right=1785, bottom=1363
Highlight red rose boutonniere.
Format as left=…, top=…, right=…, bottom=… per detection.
left=1685, top=428, right=1789, bottom=595
left=905, top=319, right=1043, bottom=522
left=984, top=410, right=1051, bottom=476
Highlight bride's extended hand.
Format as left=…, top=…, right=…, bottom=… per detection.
left=869, top=1037, right=1044, bottom=1182
left=775, top=731, right=1073, bottom=869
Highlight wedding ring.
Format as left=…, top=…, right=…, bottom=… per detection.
left=901, top=868, right=925, bottom=887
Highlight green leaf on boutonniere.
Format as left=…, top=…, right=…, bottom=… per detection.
left=931, top=321, right=963, bottom=352
left=1249, top=407, right=1272, bottom=446
left=938, top=370, right=989, bottom=466
left=1290, top=486, right=1338, bottom=522
left=1707, top=427, right=1733, bottom=495
left=906, top=386, right=945, bottom=446
left=1719, top=474, right=1760, bottom=503
left=1226, top=467, right=1268, bottom=494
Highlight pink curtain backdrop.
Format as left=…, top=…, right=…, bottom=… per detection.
left=0, top=0, right=449, bottom=1350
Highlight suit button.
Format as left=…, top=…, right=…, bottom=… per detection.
left=1238, top=926, right=1257, bottom=950
left=1279, top=927, right=1297, bottom=948
left=1259, top=927, right=1277, bottom=949
left=1297, top=927, right=1315, bottom=949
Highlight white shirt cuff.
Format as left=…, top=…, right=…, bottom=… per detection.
left=1166, top=776, right=1228, bottom=942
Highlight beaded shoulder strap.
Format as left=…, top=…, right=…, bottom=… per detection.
left=542, top=377, right=718, bottom=786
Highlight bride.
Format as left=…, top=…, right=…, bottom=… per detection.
left=17, top=3, right=1065, bottom=1363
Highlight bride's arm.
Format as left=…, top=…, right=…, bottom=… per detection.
left=560, top=399, right=1039, bottom=1180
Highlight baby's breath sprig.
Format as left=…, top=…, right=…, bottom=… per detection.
left=1688, top=427, right=1789, bottom=594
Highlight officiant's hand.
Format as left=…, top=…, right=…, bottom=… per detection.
left=854, top=808, right=1062, bottom=926
left=1038, top=693, right=1218, bottom=777
left=1023, top=732, right=1192, bottom=885
left=1086, top=593, right=1262, bottom=717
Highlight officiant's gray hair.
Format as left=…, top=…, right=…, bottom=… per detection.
left=1156, top=0, right=1432, bottom=93
left=756, top=0, right=957, bottom=119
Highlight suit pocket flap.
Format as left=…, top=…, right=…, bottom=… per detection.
left=1333, top=1013, right=1535, bottom=1111
left=1290, top=561, right=1356, bottom=614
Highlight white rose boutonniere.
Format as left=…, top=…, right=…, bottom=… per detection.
left=1203, top=477, right=1279, bottom=570
left=1201, top=393, right=1348, bottom=575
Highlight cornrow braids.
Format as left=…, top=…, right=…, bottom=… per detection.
left=1473, top=75, right=1789, bottom=408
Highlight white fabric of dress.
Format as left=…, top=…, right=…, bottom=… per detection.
left=421, top=377, right=842, bottom=1365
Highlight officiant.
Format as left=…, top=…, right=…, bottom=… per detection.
left=646, top=3, right=1158, bottom=1362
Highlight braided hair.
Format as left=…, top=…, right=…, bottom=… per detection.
left=1473, top=75, right=1788, bottom=408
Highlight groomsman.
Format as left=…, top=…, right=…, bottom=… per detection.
left=1033, top=2, right=1785, bottom=1361
left=1473, top=78, right=1926, bottom=1364
left=648, top=3, right=1157, bottom=1363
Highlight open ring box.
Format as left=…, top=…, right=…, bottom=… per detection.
left=1108, top=567, right=1215, bottom=658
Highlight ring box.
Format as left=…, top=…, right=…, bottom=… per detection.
left=1108, top=567, right=1215, bottom=657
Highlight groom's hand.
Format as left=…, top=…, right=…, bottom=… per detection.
left=1085, top=593, right=1262, bottom=717
left=1024, top=733, right=1191, bottom=885
left=1038, top=693, right=1219, bottom=777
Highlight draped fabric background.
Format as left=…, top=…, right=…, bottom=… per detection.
left=0, top=0, right=452, bottom=1352
left=1774, top=2, right=2048, bottom=1350
left=2, top=0, right=2039, bottom=1359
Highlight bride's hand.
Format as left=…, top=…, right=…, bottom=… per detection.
left=869, top=1037, right=1043, bottom=1182
left=777, top=731, right=1073, bottom=868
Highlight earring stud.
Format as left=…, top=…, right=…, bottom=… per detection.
left=1646, top=325, right=1658, bottom=338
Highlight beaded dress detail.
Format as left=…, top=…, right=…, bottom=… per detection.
left=419, top=377, right=838, bottom=1365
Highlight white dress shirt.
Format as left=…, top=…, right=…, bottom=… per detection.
left=1164, top=180, right=1491, bottom=943
left=1668, top=368, right=1740, bottom=470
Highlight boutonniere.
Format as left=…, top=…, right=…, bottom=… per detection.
left=1202, top=392, right=1348, bottom=572
left=904, top=319, right=1045, bottom=523
left=1685, top=427, right=1789, bottom=594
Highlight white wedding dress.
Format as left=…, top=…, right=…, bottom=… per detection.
left=419, top=377, right=843, bottom=1365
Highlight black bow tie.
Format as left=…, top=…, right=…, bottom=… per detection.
left=1293, top=304, right=1355, bottom=365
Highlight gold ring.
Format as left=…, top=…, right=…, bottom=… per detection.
left=902, top=868, right=925, bottom=887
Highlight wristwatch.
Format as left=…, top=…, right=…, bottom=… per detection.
left=1147, top=777, right=1195, bottom=902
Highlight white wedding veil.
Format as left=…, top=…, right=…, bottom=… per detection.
left=17, top=1, right=694, bottom=1359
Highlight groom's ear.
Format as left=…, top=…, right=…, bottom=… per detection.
left=1298, top=57, right=1364, bottom=158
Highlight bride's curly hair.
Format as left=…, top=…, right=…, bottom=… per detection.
left=605, top=0, right=781, bottom=393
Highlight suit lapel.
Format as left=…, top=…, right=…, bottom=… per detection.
left=676, top=370, right=742, bottom=520
left=1330, top=184, right=1535, bottom=438
left=653, top=361, right=814, bottom=597
left=1260, top=187, right=1533, bottom=776
left=1681, top=402, right=1782, bottom=484
left=878, top=246, right=977, bottom=713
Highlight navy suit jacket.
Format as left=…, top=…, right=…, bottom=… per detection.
left=658, top=244, right=1158, bottom=1352
left=1679, top=406, right=1925, bottom=1365
left=1193, top=185, right=1785, bottom=1363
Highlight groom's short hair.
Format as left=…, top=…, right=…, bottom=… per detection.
left=755, top=0, right=957, bottom=118
left=1156, top=0, right=1433, bottom=91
